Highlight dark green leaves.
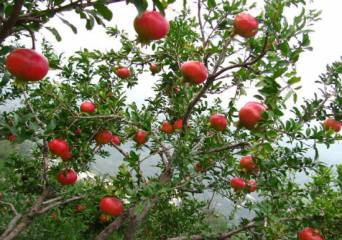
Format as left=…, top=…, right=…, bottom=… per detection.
left=127, top=0, right=148, bottom=14
left=45, top=27, right=62, bottom=41
left=59, top=17, right=78, bottom=34
left=207, top=0, right=216, bottom=9
left=94, top=1, right=113, bottom=21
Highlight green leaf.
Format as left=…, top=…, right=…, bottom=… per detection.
left=207, top=0, right=216, bottom=8
left=302, top=33, right=310, bottom=46
left=94, top=2, right=113, bottom=21
left=46, top=119, right=57, bottom=133
left=288, top=76, right=301, bottom=85
left=59, top=17, right=77, bottom=34
left=86, top=16, right=95, bottom=30
left=45, top=27, right=62, bottom=41
left=127, top=0, right=148, bottom=14
left=153, top=0, right=166, bottom=15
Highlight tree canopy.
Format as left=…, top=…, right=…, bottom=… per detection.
left=0, top=0, right=341, bottom=240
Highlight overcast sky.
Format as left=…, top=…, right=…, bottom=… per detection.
left=33, top=0, right=342, bottom=107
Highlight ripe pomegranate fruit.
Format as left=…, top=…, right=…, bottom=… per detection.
left=75, top=204, right=86, bottom=213
left=246, top=179, right=257, bottom=193
left=7, top=134, right=16, bottom=142
left=323, top=118, right=341, bottom=132
left=5, top=48, right=49, bottom=81
left=57, top=169, right=77, bottom=185
left=99, top=196, right=124, bottom=216
left=95, top=130, right=113, bottom=145
left=230, top=177, right=246, bottom=190
left=134, top=11, right=169, bottom=42
left=194, top=162, right=205, bottom=173
left=150, top=63, right=161, bottom=74
left=298, top=227, right=324, bottom=240
left=240, top=156, right=258, bottom=172
left=239, top=102, right=266, bottom=129
left=116, top=67, right=131, bottom=79
left=161, top=121, right=174, bottom=134
left=233, top=12, right=258, bottom=38
left=74, top=128, right=81, bottom=135
left=209, top=113, right=227, bottom=131
left=134, top=130, right=148, bottom=145
left=111, top=135, right=121, bottom=145
left=173, top=119, right=183, bottom=130
left=80, top=101, right=95, bottom=113
left=180, top=61, right=208, bottom=84
left=48, top=139, right=69, bottom=156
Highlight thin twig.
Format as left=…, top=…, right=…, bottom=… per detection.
left=37, top=196, right=83, bottom=214
left=0, top=201, right=19, bottom=216
left=197, top=0, right=205, bottom=44
left=198, top=142, right=251, bottom=155
left=113, top=145, right=128, bottom=158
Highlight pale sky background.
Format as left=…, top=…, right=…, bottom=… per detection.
left=33, top=0, right=342, bottom=109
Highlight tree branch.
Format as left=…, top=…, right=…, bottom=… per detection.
left=37, top=196, right=84, bottom=214
left=198, top=142, right=251, bottom=154
left=167, top=221, right=256, bottom=240
left=0, top=201, right=19, bottom=216
left=182, top=32, right=235, bottom=129
left=94, top=212, right=129, bottom=240
left=197, top=0, right=205, bottom=44
left=212, top=32, right=270, bottom=79
left=0, top=0, right=24, bottom=44
left=113, top=145, right=129, bottom=158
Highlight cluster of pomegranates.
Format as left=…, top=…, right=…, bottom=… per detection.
left=2, top=8, right=334, bottom=235
left=230, top=155, right=258, bottom=193
left=160, top=119, right=183, bottom=134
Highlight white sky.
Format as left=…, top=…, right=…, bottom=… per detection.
left=31, top=0, right=342, bottom=107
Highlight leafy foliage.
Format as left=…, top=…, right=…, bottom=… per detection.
left=0, top=0, right=342, bottom=239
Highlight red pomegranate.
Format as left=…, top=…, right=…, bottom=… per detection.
left=134, top=130, right=148, bottom=145
left=230, top=177, right=246, bottom=190
left=57, top=169, right=77, bottom=185
left=298, top=227, right=324, bottom=240
left=161, top=121, right=174, bottom=134
left=246, top=179, right=257, bottom=193
left=240, top=156, right=258, bottom=172
left=5, top=48, right=49, bottom=81
left=194, top=162, right=205, bottom=173
left=173, top=119, right=183, bottom=130
left=239, top=102, right=266, bottom=129
left=48, top=139, right=69, bottom=156
left=95, top=130, right=113, bottom=145
left=180, top=61, right=208, bottom=84
left=209, top=113, right=227, bottom=131
left=233, top=13, right=258, bottom=38
left=134, top=11, right=169, bottom=42
left=116, top=67, right=131, bottom=79
left=7, top=134, right=16, bottom=142
left=99, top=196, right=124, bottom=216
left=111, top=135, right=121, bottom=145
left=80, top=101, right=95, bottom=113
left=323, top=118, right=341, bottom=132
left=74, top=128, right=81, bottom=135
